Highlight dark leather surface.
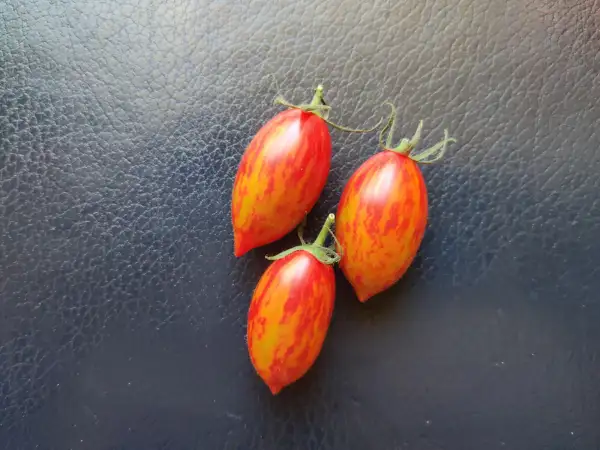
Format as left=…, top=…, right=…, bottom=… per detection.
left=1, top=0, right=600, bottom=448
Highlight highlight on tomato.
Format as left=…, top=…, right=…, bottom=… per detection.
left=336, top=105, right=456, bottom=302
left=247, top=214, right=340, bottom=394
left=231, top=85, right=378, bottom=257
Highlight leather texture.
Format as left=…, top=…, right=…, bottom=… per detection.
left=1, top=0, right=600, bottom=448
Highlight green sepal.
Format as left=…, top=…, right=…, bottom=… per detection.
left=265, top=213, right=342, bottom=266
left=273, top=85, right=382, bottom=133
left=379, top=103, right=457, bottom=163
left=266, top=244, right=341, bottom=265
left=409, top=129, right=457, bottom=164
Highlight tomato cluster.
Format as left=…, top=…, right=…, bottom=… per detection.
left=232, top=86, right=456, bottom=394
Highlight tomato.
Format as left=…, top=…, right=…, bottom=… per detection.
left=247, top=214, right=339, bottom=394
left=232, top=85, right=378, bottom=257
left=336, top=106, right=456, bottom=302
left=232, top=108, right=330, bottom=256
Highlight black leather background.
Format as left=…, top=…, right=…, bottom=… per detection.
left=1, top=0, right=600, bottom=448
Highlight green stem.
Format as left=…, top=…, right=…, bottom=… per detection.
left=265, top=213, right=341, bottom=265
left=393, top=120, right=423, bottom=155
left=274, top=86, right=382, bottom=133
left=324, top=116, right=382, bottom=133
left=379, top=103, right=397, bottom=149
left=313, top=213, right=335, bottom=247
left=309, top=84, right=326, bottom=108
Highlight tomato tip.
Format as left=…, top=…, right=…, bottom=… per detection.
left=356, top=291, right=372, bottom=303
left=268, top=383, right=282, bottom=395
left=233, top=233, right=251, bottom=257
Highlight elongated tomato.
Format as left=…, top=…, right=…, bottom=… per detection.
left=337, top=111, right=456, bottom=302
left=232, top=107, right=330, bottom=256
left=337, top=152, right=427, bottom=301
left=232, top=85, right=379, bottom=257
left=247, top=214, right=339, bottom=394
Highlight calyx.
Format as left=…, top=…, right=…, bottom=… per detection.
left=380, top=103, right=457, bottom=164
left=274, top=85, right=381, bottom=133
left=266, top=213, right=341, bottom=265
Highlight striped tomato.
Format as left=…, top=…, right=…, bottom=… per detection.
left=337, top=106, right=456, bottom=302
left=232, top=85, right=377, bottom=257
left=247, top=214, right=339, bottom=394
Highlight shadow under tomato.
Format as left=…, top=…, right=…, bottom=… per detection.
left=248, top=258, right=429, bottom=413
left=334, top=253, right=426, bottom=321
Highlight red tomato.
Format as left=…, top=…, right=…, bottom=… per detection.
left=247, top=214, right=339, bottom=394
left=232, top=106, right=330, bottom=257
left=337, top=110, right=456, bottom=302
left=231, top=85, right=378, bottom=257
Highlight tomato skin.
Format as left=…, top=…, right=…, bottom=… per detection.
left=247, top=250, right=335, bottom=394
left=336, top=151, right=428, bottom=302
left=232, top=109, right=331, bottom=257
